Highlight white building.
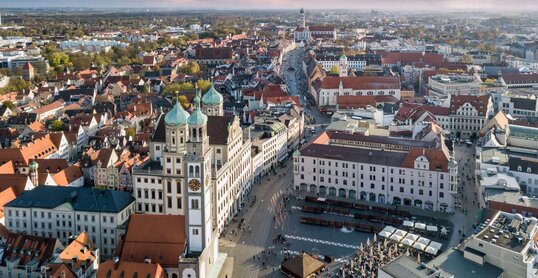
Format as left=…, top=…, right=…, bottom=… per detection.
left=294, top=131, right=458, bottom=212
left=3, top=186, right=136, bottom=259
left=316, top=76, right=401, bottom=108
left=500, top=89, right=538, bottom=117
left=133, top=83, right=253, bottom=234
left=428, top=74, right=481, bottom=98
left=251, top=117, right=288, bottom=175
left=449, top=94, right=493, bottom=139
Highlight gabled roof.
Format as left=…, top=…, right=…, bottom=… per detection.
left=119, top=214, right=186, bottom=268
left=449, top=95, right=490, bottom=115
left=1, top=232, right=60, bottom=269
left=97, top=260, right=166, bottom=278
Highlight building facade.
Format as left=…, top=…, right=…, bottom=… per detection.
left=293, top=132, right=458, bottom=212
left=4, top=186, right=135, bottom=259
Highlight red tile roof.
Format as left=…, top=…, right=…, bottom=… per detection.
left=449, top=95, right=490, bottom=115
left=321, top=76, right=400, bottom=90
left=119, top=214, right=186, bottom=268
left=502, top=73, right=538, bottom=84
left=381, top=52, right=444, bottom=66
left=336, top=96, right=376, bottom=109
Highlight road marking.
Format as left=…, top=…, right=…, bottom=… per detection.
left=284, top=234, right=359, bottom=249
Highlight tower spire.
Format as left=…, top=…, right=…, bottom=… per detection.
left=300, top=8, right=305, bottom=29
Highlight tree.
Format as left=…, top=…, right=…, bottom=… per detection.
left=163, top=82, right=195, bottom=96
left=329, top=65, right=340, bottom=75
left=50, top=120, right=65, bottom=131
left=177, top=95, right=189, bottom=109
left=2, top=101, right=15, bottom=109
left=125, top=127, right=135, bottom=138
left=178, top=62, right=201, bottom=74
left=196, top=79, right=211, bottom=93
left=49, top=52, right=70, bottom=68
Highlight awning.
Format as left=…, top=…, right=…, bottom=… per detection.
left=378, top=230, right=393, bottom=238
left=389, top=234, right=403, bottom=242
left=425, top=246, right=438, bottom=255
left=416, top=237, right=431, bottom=246
left=404, top=233, right=419, bottom=242
left=429, top=241, right=442, bottom=250
left=413, top=242, right=427, bottom=251
left=414, top=222, right=426, bottom=230
left=278, top=154, right=289, bottom=163
left=401, top=238, right=415, bottom=246
left=403, top=220, right=414, bottom=228
left=393, top=229, right=408, bottom=237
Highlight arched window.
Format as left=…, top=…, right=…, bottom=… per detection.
left=195, top=166, right=200, bottom=177
left=189, top=166, right=193, bottom=175
left=192, top=128, right=197, bottom=138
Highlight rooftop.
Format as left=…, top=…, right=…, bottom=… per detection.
left=5, top=186, right=135, bottom=213
left=425, top=248, right=503, bottom=278
left=475, top=211, right=537, bottom=253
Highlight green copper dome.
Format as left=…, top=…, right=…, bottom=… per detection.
left=202, top=82, right=223, bottom=106
left=165, top=99, right=190, bottom=126
left=188, top=92, right=208, bottom=126
left=29, top=160, right=39, bottom=171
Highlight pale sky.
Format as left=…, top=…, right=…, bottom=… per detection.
left=1, top=0, right=538, bottom=11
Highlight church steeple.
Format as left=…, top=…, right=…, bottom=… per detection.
left=300, top=8, right=305, bottom=29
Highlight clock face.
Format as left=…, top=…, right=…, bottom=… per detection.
left=188, top=179, right=201, bottom=191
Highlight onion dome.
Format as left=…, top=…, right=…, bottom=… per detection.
left=202, top=82, right=223, bottom=106
left=188, top=90, right=208, bottom=126
left=165, top=95, right=190, bottom=126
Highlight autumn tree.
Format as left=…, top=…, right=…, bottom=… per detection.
left=50, top=119, right=65, bottom=131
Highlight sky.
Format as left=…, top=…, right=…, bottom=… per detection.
left=1, top=0, right=538, bottom=11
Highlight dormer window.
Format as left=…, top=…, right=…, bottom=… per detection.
left=518, top=166, right=522, bottom=171
left=528, top=167, right=532, bottom=173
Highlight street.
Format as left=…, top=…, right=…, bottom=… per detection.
left=219, top=160, right=293, bottom=278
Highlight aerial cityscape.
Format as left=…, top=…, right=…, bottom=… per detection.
left=0, top=1, right=538, bottom=277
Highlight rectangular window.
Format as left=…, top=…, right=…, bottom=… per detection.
left=168, top=197, right=172, bottom=208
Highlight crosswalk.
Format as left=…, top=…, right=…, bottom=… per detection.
left=284, top=234, right=359, bottom=249
left=282, top=249, right=348, bottom=263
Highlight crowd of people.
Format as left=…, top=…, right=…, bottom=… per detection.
left=336, top=236, right=417, bottom=278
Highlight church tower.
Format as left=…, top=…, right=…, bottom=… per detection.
left=300, top=8, right=305, bottom=29
left=164, top=93, right=190, bottom=154
left=185, top=88, right=213, bottom=253
left=201, top=82, right=224, bottom=116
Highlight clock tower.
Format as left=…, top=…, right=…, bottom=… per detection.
left=184, top=89, right=214, bottom=253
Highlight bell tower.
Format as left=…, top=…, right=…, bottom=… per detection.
left=185, top=88, right=213, bottom=253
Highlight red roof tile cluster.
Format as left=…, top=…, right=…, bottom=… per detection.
left=449, top=95, right=490, bottom=115
left=381, top=52, right=444, bottom=66
left=321, top=76, right=400, bottom=90
left=337, top=95, right=376, bottom=109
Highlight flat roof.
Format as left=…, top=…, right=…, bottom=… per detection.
left=381, top=255, right=445, bottom=278
left=427, top=248, right=503, bottom=278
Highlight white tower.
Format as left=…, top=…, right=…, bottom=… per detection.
left=185, top=89, right=213, bottom=253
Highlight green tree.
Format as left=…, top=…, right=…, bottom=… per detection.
left=177, top=95, right=189, bottom=109
left=329, top=65, right=340, bottom=75
left=163, top=82, right=195, bottom=96
left=50, top=119, right=65, bottom=131
left=49, top=52, right=70, bottom=68
left=196, top=79, right=211, bottom=93
left=2, top=100, right=15, bottom=109
left=178, top=62, right=201, bottom=74
left=126, top=127, right=135, bottom=138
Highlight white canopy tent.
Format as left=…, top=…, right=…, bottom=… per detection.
left=378, top=230, right=393, bottom=238
left=416, top=237, right=431, bottom=246
left=414, top=222, right=426, bottom=230
left=425, top=245, right=438, bottom=255
left=426, top=225, right=438, bottom=232
left=393, top=229, right=408, bottom=237
left=429, top=241, right=442, bottom=250
left=413, top=242, right=427, bottom=251
left=403, top=220, right=414, bottom=228
left=389, top=233, right=404, bottom=242
left=404, top=233, right=419, bottom=242
left=401, top=238, right=415, bottom=246
left=383, top=226, right=397, bottom=233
